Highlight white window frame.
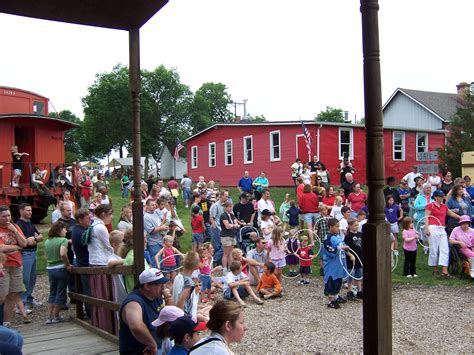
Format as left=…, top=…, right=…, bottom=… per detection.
left=191, top=146, right=198, bottom=169
left=243, top=135, right=253, bottom=164
left=295, top=134, right=304, bottom=159
left=269, top=130, right=281, bottom=162
left=416, top=133, right=428, bottom=160
left=392, top=131, right=405, bottom=161
left=208, top=142, right=216, bottom=167
left=338, top=128, right=353, bottom=160
left=224, top=139, right=233, bottom=166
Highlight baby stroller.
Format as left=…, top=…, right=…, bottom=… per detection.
left=237, top=226, right=260, bottom=256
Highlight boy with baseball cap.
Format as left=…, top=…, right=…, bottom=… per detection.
left=168, top=316, right=207, bottom=354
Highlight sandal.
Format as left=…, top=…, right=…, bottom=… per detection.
left=440, top=273, right=453, bottom=279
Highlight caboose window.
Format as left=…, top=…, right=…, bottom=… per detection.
left=33, top=101, right=44, bottom=115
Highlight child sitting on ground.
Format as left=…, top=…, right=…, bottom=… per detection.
left=298, top=235, right=316, bottom=285
left=344, top=219, right=363, bottom=300
left=256, top=261, right=282, bottom=299
left=155, top=235, right=184, bottom=282
left=224, top=260, right=264, bottom=307
left=322, top=218, right=354, bottom=309
left=286, top=229, right=300, bottom=277
left=231, top=248, right=264, bottom=278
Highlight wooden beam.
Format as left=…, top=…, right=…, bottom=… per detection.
left=71, top=265, right=135, bottom=275
left=360, top=0, right=392, bottom=354
left=68, top=292, right=121, bottom=311
left=129, top=27, right=145, bottom=285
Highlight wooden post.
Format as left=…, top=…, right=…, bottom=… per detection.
left=360, top=1, right=392, bottom=354
left=129, top=27, right=145, bottom=284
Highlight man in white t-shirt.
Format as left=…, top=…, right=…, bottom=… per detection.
left=402, top=166, right=421, bottom=189
left=428, top=173, right=441, bottom=194
left=257, top=189, right=275, bottom=222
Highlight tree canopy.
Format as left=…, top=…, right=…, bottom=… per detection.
left=49, top=109, right=84, bottom=163
left=190, top=82, right=232, bottom=133
left=439, top=93, right=474, bottom=176
left=314, top=106, right=347, bottom=123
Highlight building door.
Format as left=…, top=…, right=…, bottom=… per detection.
left=296, top=135, right=310, bottom=162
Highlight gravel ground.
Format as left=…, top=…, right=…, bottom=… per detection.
left=10, top=274, right=473, bottom=354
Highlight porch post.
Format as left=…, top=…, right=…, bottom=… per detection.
left=129, top=27, right=145, bottom=283
left=360, top=0, right=392, bottom=354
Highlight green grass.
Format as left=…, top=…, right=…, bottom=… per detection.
left=33, top=179, right=471, bottom=287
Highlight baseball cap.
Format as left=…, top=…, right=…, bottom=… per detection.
left=151, top=306, right=184, bottom=327
left=432, top=189, right=445, bottom=198
left=240, top=192, right=249, bottom=199
left=459, top=215, right=471, bottom=224
left=168, top=316, right=207, bottom=341
left=261, top=209, right=272, bottom=216
left=139, top=268, right=169, bottom=285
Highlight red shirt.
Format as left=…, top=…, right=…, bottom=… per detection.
left=347, top=192, right=367, bottom=212
left=191, top=214, right=204, bottom=233
left=298, top=193, right=320, bottom=213
left=425, top=202, right=447, bottom=226
left=322, top=195, right=336, bottom=208
left=0, top=225, right=26, bottom=267
left=167, top=180, right=179, bottom=190
left=296, top=184, right=305, bottom=201
left=298, top=246, right=313, bottom=267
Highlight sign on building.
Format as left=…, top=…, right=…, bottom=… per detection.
left=417, top=163, right=438, bottom=174
left=417, top=151, right=438, bottom=161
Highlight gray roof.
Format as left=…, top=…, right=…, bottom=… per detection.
left=398, top=88, right=460, bottom=122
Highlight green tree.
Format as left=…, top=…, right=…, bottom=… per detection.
left=314, top=106, right=346, bottom=123
left=246, top=114, right=267, bottom=122
left=49, top=109, right=84, bottom=163
left=438, top=93, right=474, bottom=176
left=190, top=82, right=232, bottom=133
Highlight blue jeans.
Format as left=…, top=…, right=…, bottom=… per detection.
left=204, top=222, right=212, bottom=242
left=47, top=268, right=69, bottom=305
left=122, top=187, right=129, bottom=199
left=210, top=226, right=223, bottom=265
left=21, top=250, right=37, bottom=305
left=147, top=243, right=163, bottom=268
left=0, top=326, right=23, bottom=354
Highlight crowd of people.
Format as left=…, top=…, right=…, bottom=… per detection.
left=1, top=156, right=473, bottom=354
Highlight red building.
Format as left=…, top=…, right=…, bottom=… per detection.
left=0, top=86, right=77, bottom=220
left=183, top=121, right=445, bottom=187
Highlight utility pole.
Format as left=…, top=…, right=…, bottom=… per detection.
left=230, top=99, right=248, bottom=119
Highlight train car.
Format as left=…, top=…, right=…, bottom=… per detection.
left=0, top=86, right=78, bottom=221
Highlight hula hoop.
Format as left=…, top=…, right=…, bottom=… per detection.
left=338, top=248, right=363, bottom=280
left=158, top=253, right=184, bottom=273
left=281, top=272, right=301, bottom=279
left=238, top=226, right=261, bottom=243
left=391, top=249, right=398, bottom=272
left=293, top=228, right=322, bottom=258
left=414, top=215, right=443, bottom=249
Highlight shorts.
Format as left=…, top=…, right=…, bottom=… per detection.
left=0, top=266, right=24, bottom=297
left=161, top=264, right=177, bottom=273
left=324, top=277, right=343, bottom=296
left=13, top=169, right=22, bottom=176
left=221, top=236, right=236, bottom=247
left=303, top=212, right=320, bottom=224
left=348, top=267, right=363, bottom=282
left=183, top=188, right=192, bottom=201
left=192, top=233, right=204, bottom=244
left=300, top=266, right=311, bottom=275
left=224, top=285, right=248, bottom=300
left=272, top=258, right=286, bottom=268
left=199, top=274, right=211, bottom=291
left=390, top=222, right=399, bottom=235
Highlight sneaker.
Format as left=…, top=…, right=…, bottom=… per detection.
left=298, top=280, right=305, bottom=284
left=413, top=274, right=418, bottom=278
left=327, top=301, right=340, bottom=309
left=356, top=291, right=363, bottom=299
left=263, top=294, right=272, bottom=300
left=28, top=300, right=43, bottom=307
left=15, top=306, right=32, bottom=315
left=45, top=318, right=54, bottom=325
left=52, top=315, right=65, bottom=323
left=406, top=275, right=412, bottom=278
left=346, top=291, right=356, bottom=301
left=336, top=296, right=347, bottom=304
left=303, top=280, right=310, bottom=285
left=255, top=298, right=264, bottom=305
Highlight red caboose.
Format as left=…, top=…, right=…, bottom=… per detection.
left=0, top=86, right=77, bottom=221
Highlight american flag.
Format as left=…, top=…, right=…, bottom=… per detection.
left=174, top=139, right=184, bottom=160
left=301, top=121, right=312, bottom=160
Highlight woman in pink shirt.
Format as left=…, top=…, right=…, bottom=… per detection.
left=347, top=183, right=367, bottom=218
left=424, top=190, right=460, bottom=277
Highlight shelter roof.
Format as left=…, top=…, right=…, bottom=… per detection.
left=0, top=114, right=79, bottom=129
left=108, top=157, right=156, bottom=167
left=0, top=0, right=168, bottom=30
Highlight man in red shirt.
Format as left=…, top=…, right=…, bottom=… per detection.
left=0, top=205, right=27, bottom=326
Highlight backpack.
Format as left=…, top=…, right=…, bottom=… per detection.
left=81, top=225, right=95, bottom=246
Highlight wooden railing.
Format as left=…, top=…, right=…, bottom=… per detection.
left=69, top=265, right=136, bottom=343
